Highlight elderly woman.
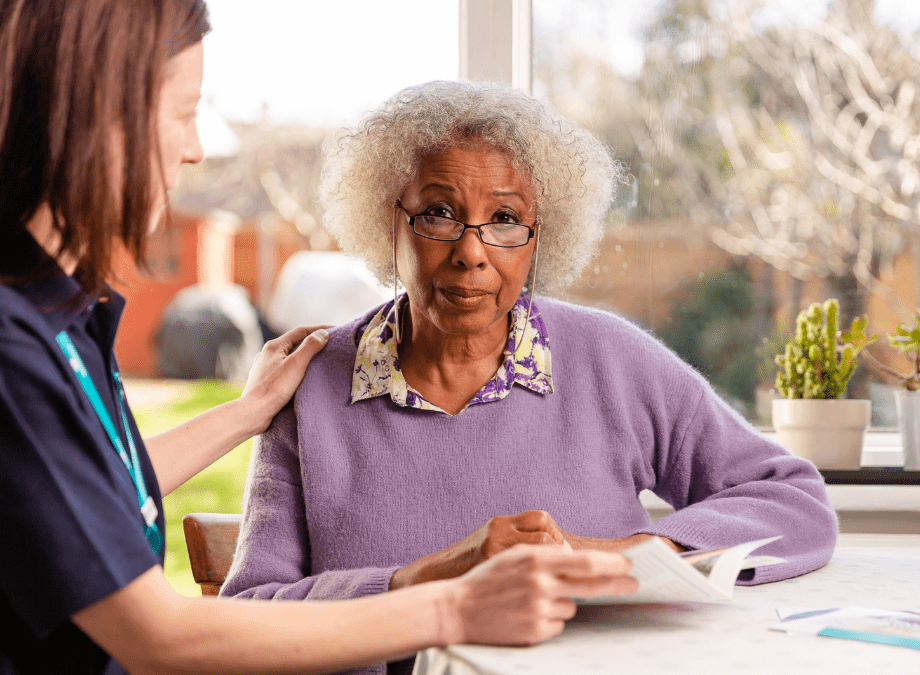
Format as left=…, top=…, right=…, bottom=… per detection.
left=222, top=81, right=836, bottom=649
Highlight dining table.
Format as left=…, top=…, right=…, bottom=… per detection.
left=412, top=533, right=920, bottom=674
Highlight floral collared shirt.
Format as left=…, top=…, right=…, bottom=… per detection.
left=351, top=294, right=553, bottom=414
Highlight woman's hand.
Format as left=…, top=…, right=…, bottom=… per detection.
left=241, top=326, right=330, bottom=437
left=439, top=545, right=637, bottom=646
left=146, top=325, right=329, bottom=495
left=389, top=510, right=571, bottom=590
left=564, top=532, right=686, bottom=554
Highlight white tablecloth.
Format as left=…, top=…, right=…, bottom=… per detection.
left=413, top=535, right=920, bottom=675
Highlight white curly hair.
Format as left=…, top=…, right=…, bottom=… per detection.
left=318, top=80, right=622, bottom=294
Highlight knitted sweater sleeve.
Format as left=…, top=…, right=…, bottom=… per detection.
left=639, top=384, right=838, bottom=585
left=219, top=403, right=397, bottom=600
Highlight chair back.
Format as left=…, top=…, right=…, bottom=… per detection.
left=182, top=512, right=242, bottom=596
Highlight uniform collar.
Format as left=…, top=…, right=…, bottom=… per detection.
left=0, top=227, right=124, bottom=343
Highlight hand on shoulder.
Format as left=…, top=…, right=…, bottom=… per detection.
left=241, top=326, right=330, bottom=435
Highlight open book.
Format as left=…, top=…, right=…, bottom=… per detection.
left=578, top=535, right=784, bottom=605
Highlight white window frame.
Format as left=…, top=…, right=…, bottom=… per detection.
left=459, top=0, right=532, bottom=92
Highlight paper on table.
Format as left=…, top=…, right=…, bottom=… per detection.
left=771, top=607, right=920, bottom=651
left=775, top=607, right=840, bottom=622
left=577, top=535, right=783, bottom=605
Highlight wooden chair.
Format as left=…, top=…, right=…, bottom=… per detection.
left=182, top=512, right=242, bottom=596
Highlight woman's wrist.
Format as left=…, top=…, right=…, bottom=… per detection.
left=389, top=565, right=412, bottom=591
left=234, top=389, right=275, bottom=438
left=381, top=577, right=463, bottom=647
left=567, top=533, right=684, bottom=553
left=428, top=579, right=465, bottom=647
left=389, top=542, right=470, bottom=591
left=199, top=397, right=271, bottom=454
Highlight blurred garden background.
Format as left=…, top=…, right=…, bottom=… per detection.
left=127, top=379, right=246, bottom=597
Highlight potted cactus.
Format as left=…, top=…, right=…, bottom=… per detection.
left=860, top=311, right=920, bottom=470
left=772, top=299, right=875, bottom=469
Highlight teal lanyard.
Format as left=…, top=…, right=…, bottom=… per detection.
left=55, top=331, right=163, bottom=555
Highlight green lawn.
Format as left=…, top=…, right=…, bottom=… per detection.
left=132, top=380, right=250, bottom=597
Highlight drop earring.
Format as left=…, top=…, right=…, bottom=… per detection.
left=517, top=225, right=540, bottom=352
left=393, top=204, right=402, bottom=345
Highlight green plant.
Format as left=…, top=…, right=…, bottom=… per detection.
left=860, top=311, right=920, bottom=391
left=775, top=299, right=876, bottom=399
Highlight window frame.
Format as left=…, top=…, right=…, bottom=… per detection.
left=459, top=0, right=531, bottom=91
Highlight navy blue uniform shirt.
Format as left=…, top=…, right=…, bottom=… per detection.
left=0, top=230, right=164, bottom=674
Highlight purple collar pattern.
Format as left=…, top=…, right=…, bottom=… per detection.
left=350, top=294, right=553, bottom=415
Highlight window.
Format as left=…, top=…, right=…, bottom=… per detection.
left=518, top=0, right=920, bottom=427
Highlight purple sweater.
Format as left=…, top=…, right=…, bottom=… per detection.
left=222, top=297, right=836, bottom=670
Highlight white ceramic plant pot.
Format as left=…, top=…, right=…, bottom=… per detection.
left=772, top=398, right=871, bottom=470
left=893, top=390, right=920, bottom=471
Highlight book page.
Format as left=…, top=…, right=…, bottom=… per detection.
left=577, top=535, right=783, bottom=605
left=686, top=551, right=785, bottom=576
left=707, top=536, right=781, bottom=590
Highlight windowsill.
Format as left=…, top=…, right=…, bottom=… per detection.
left=641, top=483, right=920, bottom=534
left=756, top=428, right=905, bottom=468
left=640, top=428, right=920, bottom=533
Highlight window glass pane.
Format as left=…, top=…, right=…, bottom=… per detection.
left=169, top=1, right=459, bottom=326
left=533, top=0, right=920, bottom=426
left=201, top=0, right=459, bottom=127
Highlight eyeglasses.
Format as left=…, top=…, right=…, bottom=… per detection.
left=397, top=204, right=535, bottom=248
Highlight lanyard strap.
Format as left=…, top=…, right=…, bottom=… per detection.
left=55, top=331, right=162, bottom=555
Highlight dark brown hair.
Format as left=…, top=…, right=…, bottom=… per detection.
left=0, top=0, right=210, bottom=295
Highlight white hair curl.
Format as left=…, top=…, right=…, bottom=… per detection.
left=318, top=80, right=622, bottom=294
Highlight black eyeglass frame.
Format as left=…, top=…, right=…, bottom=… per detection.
left=396, top=203, right=536, bottom=248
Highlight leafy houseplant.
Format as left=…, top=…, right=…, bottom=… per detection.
left=772, top=299, right=875, bottom=469
left=860, top=312, right=920, bottom=390
left=860, top=312, right=920, bottom=470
